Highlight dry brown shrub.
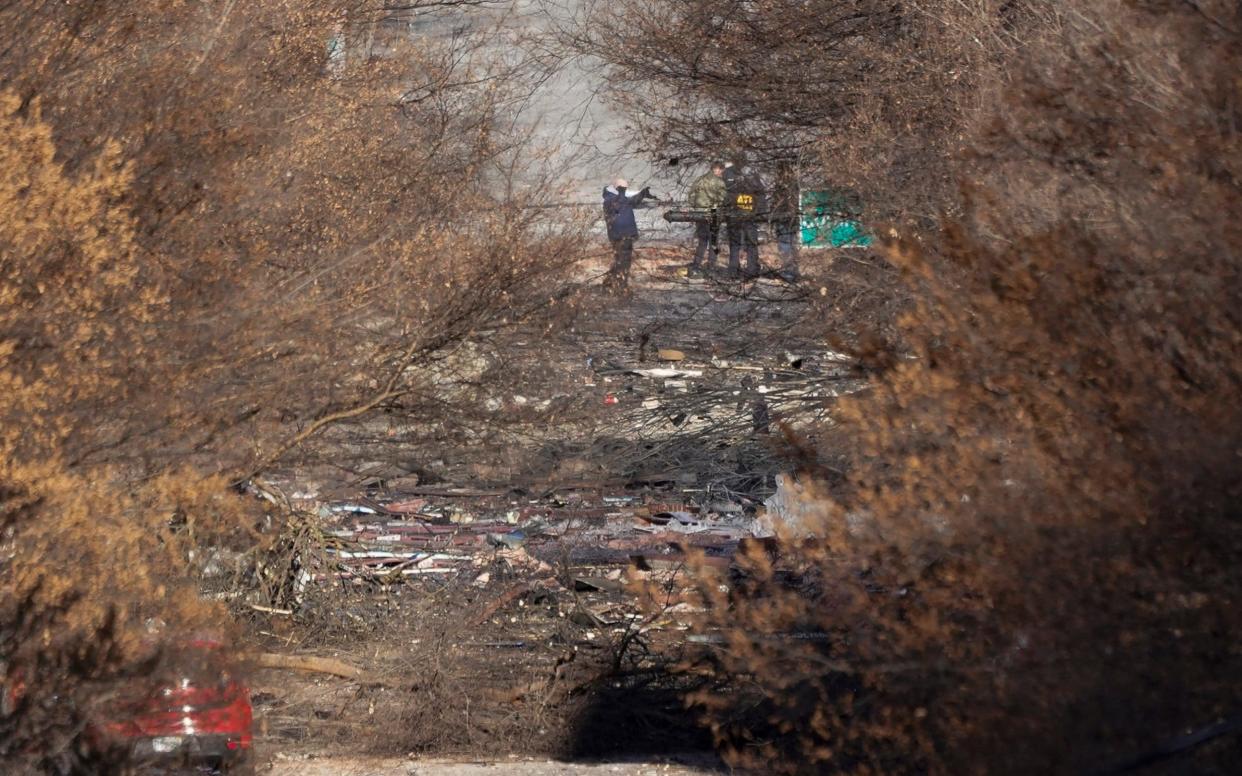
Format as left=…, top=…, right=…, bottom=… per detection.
left=562, top=0, right=1004, bottom=226
left=2, top=0, right=581, bottom=478
left=674, top=1, right=1242, bottom=773
left=0, top=97, right=251, bottom=772
left=1, top=2, right=583, bottom=769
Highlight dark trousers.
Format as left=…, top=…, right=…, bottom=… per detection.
left=608, top=237, right=635, bottom=282
left=727, top=220, right=760, bottom=274
left=775, top=220, right=799, bottom=273
left=692, top=212, right=720, bottom=267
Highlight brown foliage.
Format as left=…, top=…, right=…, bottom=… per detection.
left=2, top=0, right=580, bottom=477
left=564, top=0, right=988, bottom=223
left=0, top=98, right=250, bottom=772
left=658, top=1, right=1242, bottom=773
left=1, top=1, right=582, bottom=769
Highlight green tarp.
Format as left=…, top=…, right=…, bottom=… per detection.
left=800, top=189, right=872, bottom=248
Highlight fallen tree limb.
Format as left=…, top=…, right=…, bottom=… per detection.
left=251, top=652, right=381, bottom=683
left=469, top=582, right=531, bottom=626
left=233, top=387, right=409, bottom=487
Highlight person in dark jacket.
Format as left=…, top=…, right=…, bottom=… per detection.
left=602, top=178, right=657, bottom=289
left=723, top=155, right=766, bottom=279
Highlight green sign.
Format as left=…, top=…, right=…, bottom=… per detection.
left=800, top=189, right=872, bottom=247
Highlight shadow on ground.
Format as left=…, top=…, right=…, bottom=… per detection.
left=567, top=680, right=716, bottom=762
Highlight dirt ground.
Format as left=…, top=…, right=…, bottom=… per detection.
left=269, top=241, right=896, bottom=499
left=241, top=241, right=893, bottom=772
left=266, top=755, right=721, bottom=775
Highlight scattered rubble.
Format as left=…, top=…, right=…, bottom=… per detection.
left=293, top=487, right=759, bottom=593
left=239, top=251, right=883, bottom=765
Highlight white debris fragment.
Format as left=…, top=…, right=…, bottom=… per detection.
left=633, top=367, right=703, bottom=379
left=753, top=473, right=827, bottom=539
left=327, top=503, right=379, bottom=515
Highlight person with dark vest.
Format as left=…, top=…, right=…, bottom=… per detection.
left=770, top=162, right=801, bottom=281
left=723, top=154, right=766, bottom=279
left=601, top=177, right=657, bottom=290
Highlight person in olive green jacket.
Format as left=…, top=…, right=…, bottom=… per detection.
left=686, top=162, right=727, bottom=274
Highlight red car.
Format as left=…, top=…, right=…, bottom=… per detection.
left=95, top=639, right=254, bottom=774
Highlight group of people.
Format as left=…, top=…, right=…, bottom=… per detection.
left=601, top=154, right=800, bottom=290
